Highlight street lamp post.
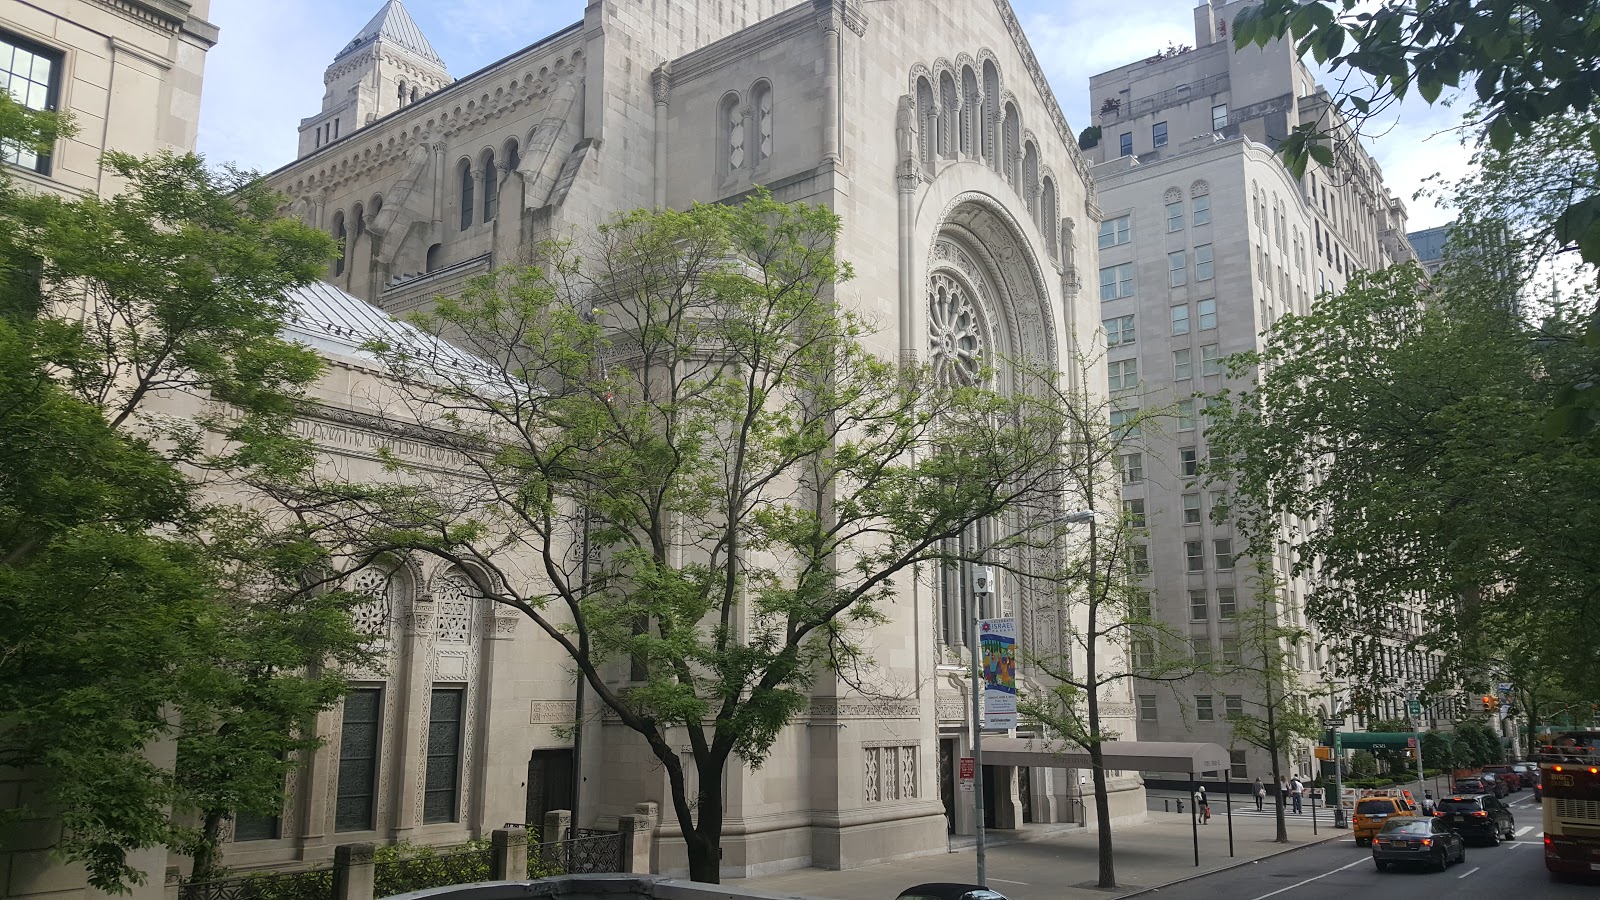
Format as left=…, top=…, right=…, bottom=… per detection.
left=967, top=509, right=1095, bottom=888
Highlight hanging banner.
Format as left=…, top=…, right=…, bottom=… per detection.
left=979, top=617, right=1018, bottom=730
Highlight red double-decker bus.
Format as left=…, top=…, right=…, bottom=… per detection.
left=1539, top=730, right=1600, bottom=878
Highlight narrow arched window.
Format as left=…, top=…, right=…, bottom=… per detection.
left=426, top=243, right=442, bottom=273
left=719, top=92, right=744, bottom=176
left=916, top=77, right=936, bottom=170
left=982, top=61, right=1000, bottom=170
left=398, top=79, right=408, bottom=108
left=411, top=86, right=420, bottom=105
left=332, top=211, right=346, bottom=276
left=482, top=150, right=498, bottom=222
left=1022, top=142, right=1040, bottom=216
left=939, top=71, right=958, bottom=158
left=459, top=159, right=474, bottom=231
left=1041, top=177, right=1058, bottom=259
left=351, top=202, right=364, bottom=241
left=1002, top=102, right=1021, bottom=189
left=751, top=81, right=773, bottom=164
left=504, top=138, right=520, bottom=174
left=961, top=67, right=980, bottom=158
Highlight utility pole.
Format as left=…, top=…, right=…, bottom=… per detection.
left=970, top=563, right=993, bottom=888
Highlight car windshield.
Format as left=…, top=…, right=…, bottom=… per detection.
left=1454, top=780, right=1483, bottom=789
left=1357, top=800, right=1395, bottom=814
left=1379, top=819, right=1430, bottom=834
left=1438, top=799, right=1482, bottom=812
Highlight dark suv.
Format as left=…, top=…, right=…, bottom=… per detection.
left=1435, top=794, right=1516, bottom=844
left=1453, top=776, right=1507, bottom=799
left=1482, top=765, right=1522, bottom=791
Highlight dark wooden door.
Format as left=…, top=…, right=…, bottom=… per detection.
left=526, top=748, right=574, bottom=836
left=939, top=738, right=956, bottom=833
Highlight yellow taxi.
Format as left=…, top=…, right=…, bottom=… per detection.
left=1353, top=797, right=1412, bottom=846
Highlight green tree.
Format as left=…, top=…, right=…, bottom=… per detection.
left=0, top=90, right=346, bottom=890
left=271, top=193, right=1078, bottom=883
left=1421, top=730, right=1457, bottom=774
left=1219, top=598, right=1324, bottom=843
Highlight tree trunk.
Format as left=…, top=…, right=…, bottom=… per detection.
left=1265, top=686, right=1288, bottom=843
left=685, top=757, right=726, bottom=883
left=1087, top=739, right=1116, bottom=889
left=1084, top=516, right=1116, bottom=890
left=190, top=810, right=227, bottom=882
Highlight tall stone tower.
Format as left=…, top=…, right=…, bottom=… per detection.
left=298, top=0, right=451, bottom=158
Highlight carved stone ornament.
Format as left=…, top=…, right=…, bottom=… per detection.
left=651, top=63, right=672, bottom=105
left=928, top=271, right=985, bottom=386
left=530, top=700, right=577, bottom=723
left=808, top=699, right=920, bottom=719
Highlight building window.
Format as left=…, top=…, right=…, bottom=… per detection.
left=1197, top=298, right=1217, bottom=329
left=1108, top=358, right=1138, bottom=391
left=1130, top=544, right=1150, bottom=574
left=335, top=688, right=382, bottom=832
left=481, top=150, right=498, bottom=222
left=1111, top=403, right=1140, bottom=439
left=1168, top=250, right=1187, bottom=286
left=1193, top=193, right=1211, bottom=226
left=1119, top=131, right=1133, bottom=157
left=1212, top=104, right=1228, bottom=131
left=423, top=688, right=465, bottom=824
left=1124, top=498, right=1146, bottom=527
left=1196, top=244, right=1214, bottom=281
left=1185, top=540, right=1203, bottom=572
left=1189, top=590, right=1208, bottom=621
left=232, top=810, right=280, bottom=842
left=1099, top=214, right=1132, bottom=248
left=1180, top=447, right=1198, bottom=477
left=1221, top=638, right=1242, bottom=665
left=1153, top=121, right=1168, bottom=148
left=1166, top=201, right=1184, bottom=233
left=1183, top=492, right=1202, bottom=525
left=1177, top=399, right=1197, bottom=432
left=459, top=160, right=475, bottom=231
left=1132, top=640, right=1154, bottom=670
left=1218, top=587, right=1236, bottom=618
left=1201, top=344, right=1223, bottom=377
left=1, top=33, right=62, bottom=174
left=1229, top=749, right=1248, bottom=778
left=1225, top=695, right=1245, bottom=718
left=1174, top=348, right=1193, bottom=380
left=1214, top=538, right=1235, bottom=571
left=1171, top=304, right=1190, bottom=336
left=1104, top=314, right=1136, bottom=347
left=1100, top=263, right=1134, bottom=301
left=1119, top=452, right=1144, bottom=484
left=1138, top=694, right=1158, bottom=721
left=332, top=212, right=347, bottom=277
left=1195, top=693, right=1215, bottom=719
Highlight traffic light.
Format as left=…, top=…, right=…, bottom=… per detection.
left=1481, top=695, right=1500, bottom=712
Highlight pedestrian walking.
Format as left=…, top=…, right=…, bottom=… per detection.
left=1291, top=776, right=1304, bottom=814
left=1253, top=777, right=1265, bottom=812
left=1193, top=784, right=1211, bottom=824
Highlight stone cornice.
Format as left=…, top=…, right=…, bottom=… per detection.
left=92, top=0, right=188, bottom=33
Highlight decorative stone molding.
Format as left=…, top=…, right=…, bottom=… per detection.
left=530, top=700, right=577, bottom=724
left=650, top=64, right=672, bottom=105
left=988, top=0, right=1097, bottom=206
left=935, top=699, right=965, bottom=721
left=808, top=699, right=920, bottom=719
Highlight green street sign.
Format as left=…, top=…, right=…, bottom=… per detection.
left=1407, top=700, right=1422, bottom=717
left=1337, top=731, right=1419, bottom=752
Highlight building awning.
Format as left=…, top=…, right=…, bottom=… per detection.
left=979, top=737, right=1231, bottom=774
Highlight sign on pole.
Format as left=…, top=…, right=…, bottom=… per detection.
left=1406, top=700, right=1422, bottom=717
left=979, top=617, right=1018, bottom=730
left=1324, top=718, right=1345, bottom=729
left=1407, top=736, right=1418, bottom=748
left=960, top=757, right=976, bottom=792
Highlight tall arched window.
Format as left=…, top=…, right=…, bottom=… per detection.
left=332, top=211, right=346, bottom=276
left=961, top=67, right=980, bottom=159
left=503, top=138, right=521, bottom=174
left=751, top=81, right=773, bottom=165
left=1002, top=102, right=1021, bottom=189
left=1022, top=142, right=1040, bottom=216
left=411, top=85, right=420, bottom=105
left=351, top=202, right=365, bottom=241
left=459, top=159, right=474, bottom=231
left=1041, top=176, right=1058, bottom=259
left=916, top=77, right=936, bottom=170
left=719, top=92, right=745, bottom=176
left=397, top=79, right=408, bottom=108
left=481, top=150, right=498, bottom=222
left=938, top=71, right=958, bottom=158
left=982, top=61, right=1000, bottom=170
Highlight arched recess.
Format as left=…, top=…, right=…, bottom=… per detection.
left=718, top=91, right=745, bottom=176
left=481, top=149, right=498, bottom=222
left=459, top=159, right=475, bottom=231
left=1040, top=176, right=1058, bottom=260
left=960, top=67, right=980, bottom=158
left=332, top=211, right=347, bottom=277
left=981, top=60, right=1000, bottom=170
left=1022, top=142, right=1040, bottom=218
left=916, top=77, right=936, bottom=172
left=351, top=202, right=365, bottom=242
left=938, top=70, right=959, bottom=158
left=503, top=138, right=521, bottom=173
left=1002, top=103, right=1021, bottom=189
left=750, top=79, right=773, bottom=165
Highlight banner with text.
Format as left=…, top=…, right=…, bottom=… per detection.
left=980, top=617, right=1018, bottom=730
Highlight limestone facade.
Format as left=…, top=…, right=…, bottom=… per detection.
left=252, top=0, right=1144, bottom=881
left=1085, top=0, right=1447, bottom=784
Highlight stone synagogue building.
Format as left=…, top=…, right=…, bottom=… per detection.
left=245, top=0, right=1138, bottom=883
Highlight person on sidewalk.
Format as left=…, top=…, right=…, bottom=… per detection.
left=1193, top=784, right=1211, bottom=824
left=1253, top=778, right=1265, bottom=812
left=1279, top=777, right=1289, bottom=810
left=1290, top=776, right=1304, bottom=814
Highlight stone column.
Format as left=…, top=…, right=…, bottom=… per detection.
left=895, top=94, right=920, bottom=364
left=631, top=802, right=659, bottom=874
left=490, top=827, right=529, bottom=881
left=651, top=64, right=671, bottom=209
left=333, top=843, right=376, bottom=900
left=392, top=593, right=437, bottom=836
left=542, top=808, right=572, bottom=844
left=817, top=1, right=841, bottom=163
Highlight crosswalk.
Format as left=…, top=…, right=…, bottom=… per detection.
left=1193, top=805, right=1330, bottom=820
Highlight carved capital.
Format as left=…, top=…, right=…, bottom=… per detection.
left=651, top=63, right=672, bottom=105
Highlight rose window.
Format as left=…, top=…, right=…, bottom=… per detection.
left=928, top=271, right=985, bottom=385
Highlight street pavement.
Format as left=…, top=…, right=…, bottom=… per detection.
left=1131, top=789, right=1600, bottom=899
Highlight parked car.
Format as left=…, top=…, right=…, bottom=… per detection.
left=1353, top=797, right=1412, bottom=847
left=1434, top=794, right=1517, bottom=844
left=1372, top=816, right=1466, bottom=872
left=895, top=885, right=1010, bottom=900
left=1482, top=765, right=1523, bottom=791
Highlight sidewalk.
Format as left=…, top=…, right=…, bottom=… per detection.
left=736, top=809, right=1345, bottom=900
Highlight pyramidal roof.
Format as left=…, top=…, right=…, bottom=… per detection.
left=335, top=0, right=445, bottom=68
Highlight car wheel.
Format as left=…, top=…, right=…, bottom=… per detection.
left=1374, top=860, right=1388, bottom=872
left=1458, top=845, right=1468, bottom=864
left=1434, top=850, right=1448, bottom=872
left=1487, top=830, right=1500, bottom=846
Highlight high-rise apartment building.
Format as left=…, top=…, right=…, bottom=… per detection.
left=1084, top=0, right=1446, bottom=783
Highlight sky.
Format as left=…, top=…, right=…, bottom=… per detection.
left=197, top=0, right=1472, bottom=231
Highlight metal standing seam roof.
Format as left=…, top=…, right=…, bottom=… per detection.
left=279, top=279, right=495, bottom=379
left=336, top=0, right=446, bottom=68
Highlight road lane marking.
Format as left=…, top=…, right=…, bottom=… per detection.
left=1517, top=825, right=1533, bottom=836
left=1458, top=866, right=1481, bottom=879
left=1245, top=858, right=1367, bottom=900
left=988, top=879, right=1029, bottom=886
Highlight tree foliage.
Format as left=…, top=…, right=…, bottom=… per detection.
left=269, top=191, right=1081, bottom=883
left=0, top=90, right=358, bottom=890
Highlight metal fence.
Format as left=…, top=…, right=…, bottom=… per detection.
left=372, top=845, right=494, bottom=898
left=530, top=830, right=624, bottom=877
left=179, top=867, right=335, bottom=900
